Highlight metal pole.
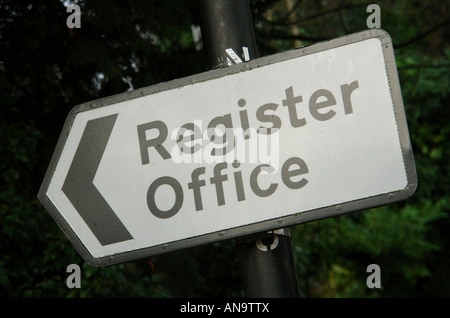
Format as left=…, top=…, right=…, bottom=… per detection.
left=237, top=229, right=300, bottom=298
left=197, top=0, right=300, bottom=298
left=197, top=0, right=258, bottom=69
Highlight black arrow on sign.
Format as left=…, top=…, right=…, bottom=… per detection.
left=62, top=114, right=133, bottom=246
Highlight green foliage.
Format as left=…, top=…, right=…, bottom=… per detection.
left=1, top=0, right=449, bottom=298
left=293, top=199, right=447, bottom=297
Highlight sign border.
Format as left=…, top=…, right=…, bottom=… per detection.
left=38, top=29, right=417, bottom=267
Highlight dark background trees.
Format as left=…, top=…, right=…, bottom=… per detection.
left=0, top=0, right=449, bottom=297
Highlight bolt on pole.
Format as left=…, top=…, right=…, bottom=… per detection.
left=196, top=0, right=300, bottom=298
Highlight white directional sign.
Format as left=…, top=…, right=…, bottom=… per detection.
left=38, top=29, right=417, bottom=266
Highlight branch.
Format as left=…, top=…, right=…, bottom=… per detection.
left=395, top=18, right=450, bottom=48
left=282, top=0, right=303, bottom=23
left=397, top=64, right=450, bottom=70
left=264, top=32, right=330, bottom=43
left=257, top=3, right=366, bottom=27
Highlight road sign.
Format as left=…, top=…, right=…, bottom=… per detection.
left=38, top=29, right=417, bottom=266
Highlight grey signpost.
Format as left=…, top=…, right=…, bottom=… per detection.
left=38, top=2, right=417, bottom=297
